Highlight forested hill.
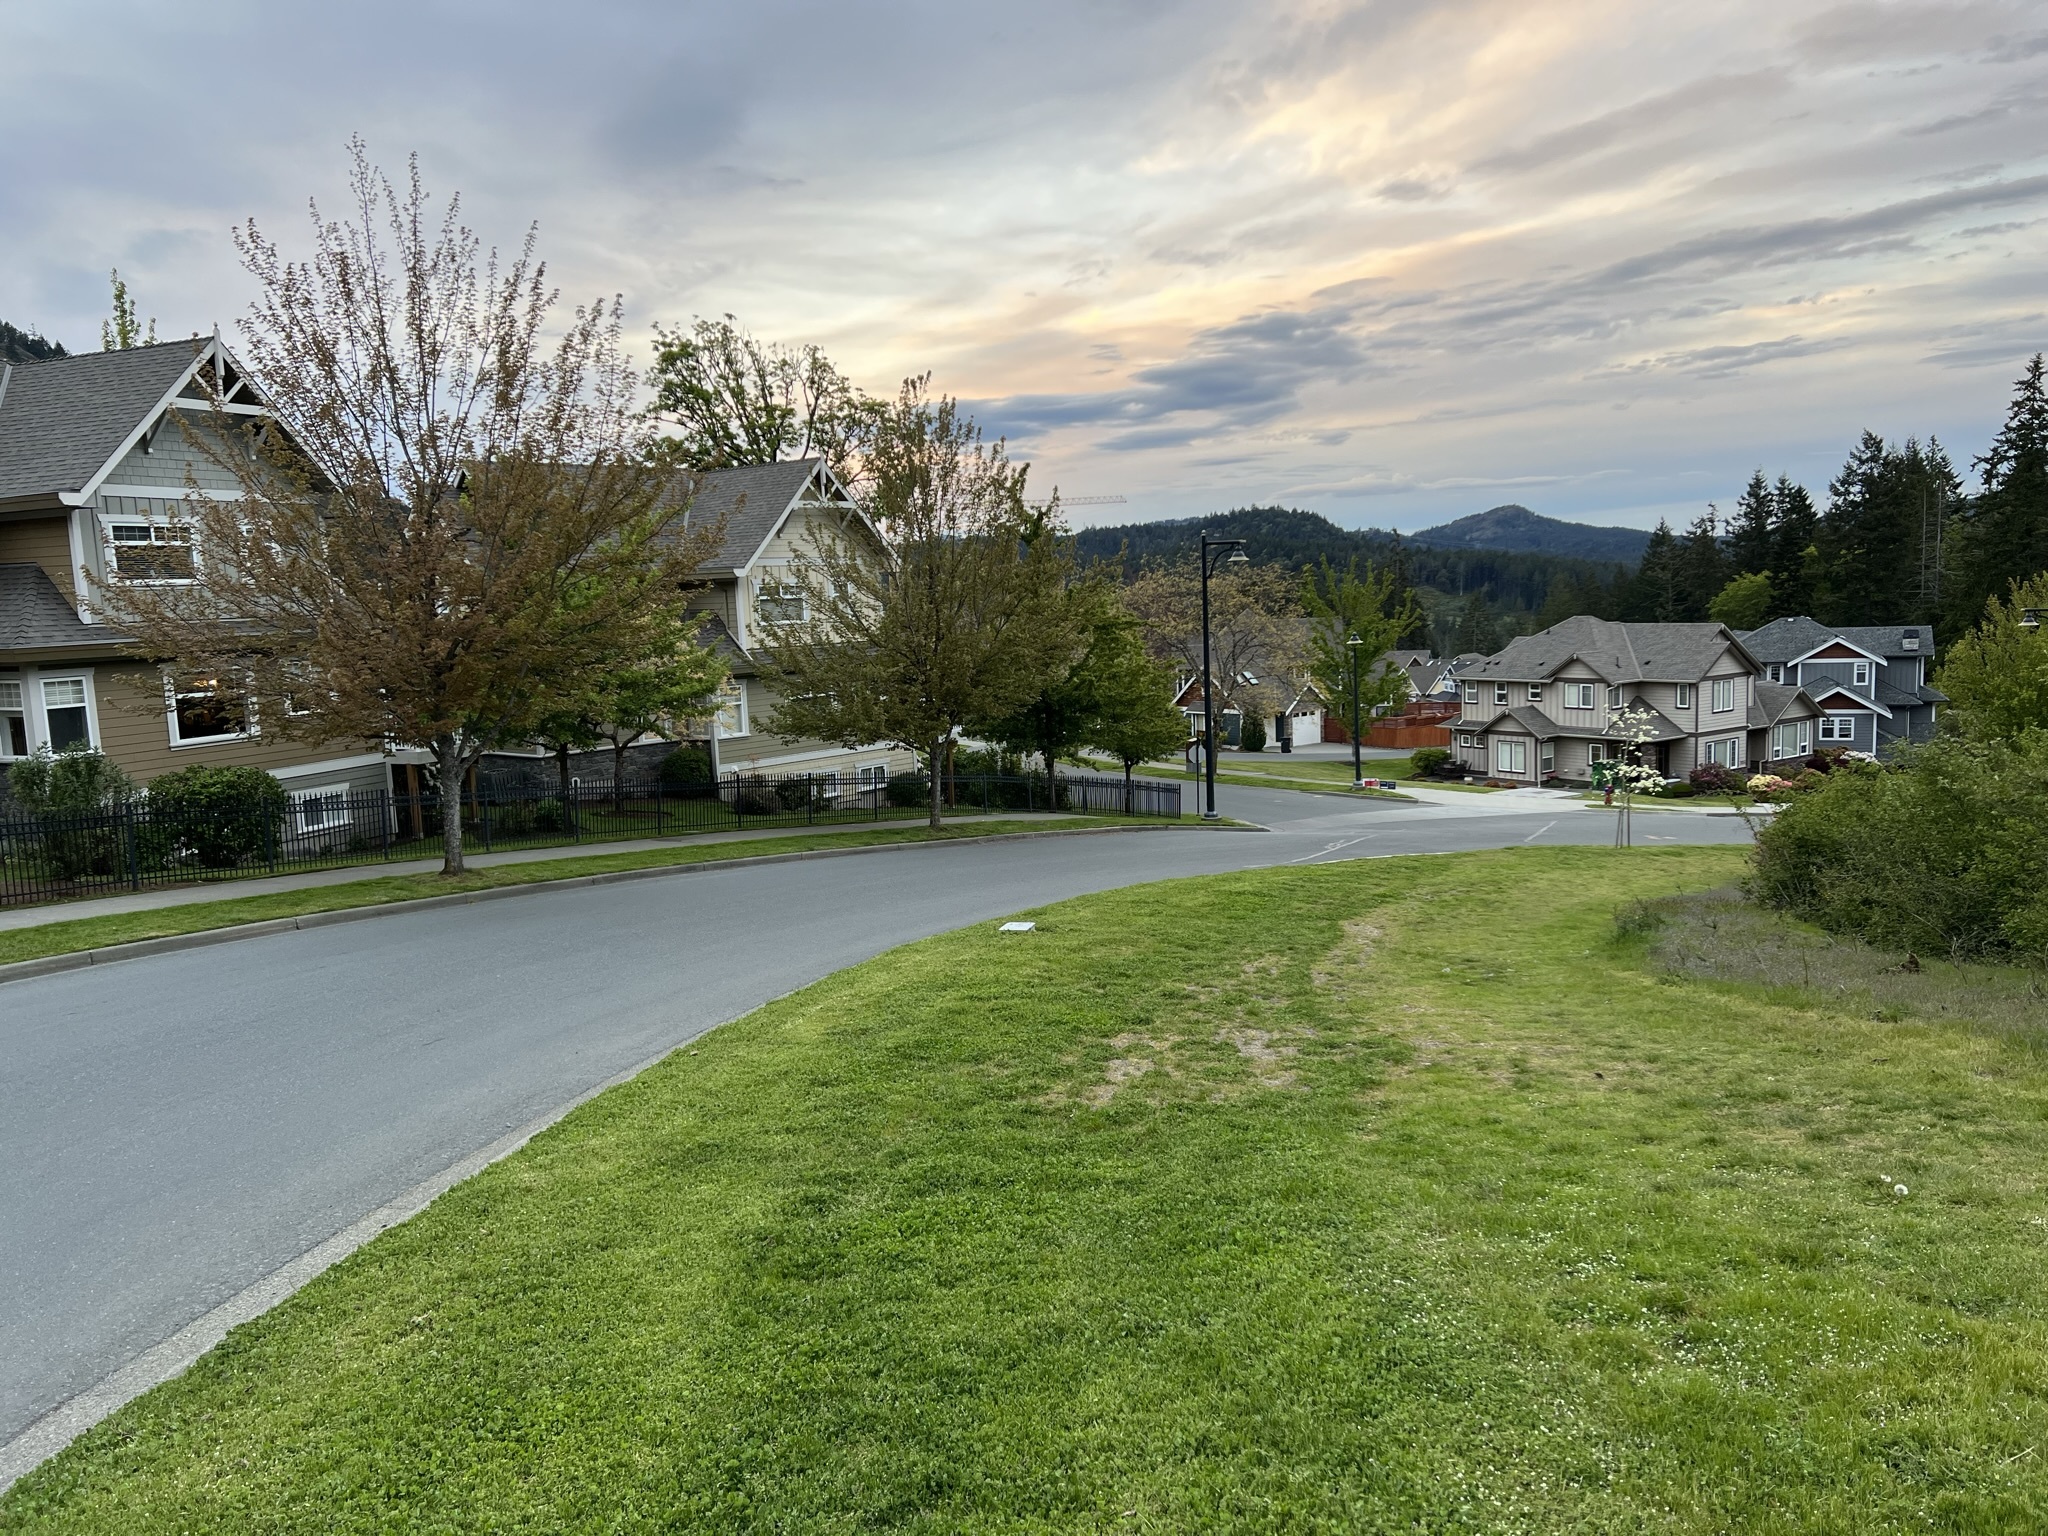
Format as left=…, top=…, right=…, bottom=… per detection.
left=1072, top=506, right=1632, bottom=652
left=0, top=320, right=67, bottom=365
left=1408, top=504, right=1651, bottom=562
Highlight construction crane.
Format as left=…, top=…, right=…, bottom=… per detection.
left=1059, top=494, right=1127, bottom=507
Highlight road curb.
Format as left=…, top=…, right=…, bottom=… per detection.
left=0, top=822, right=1243, bottom=988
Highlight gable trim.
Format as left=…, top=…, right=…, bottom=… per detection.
left=71, top=336, right=221, bottom=506
left=1790, top=635, right=1886, bottom=668
left=1806, top=686, right=1892, bottom=718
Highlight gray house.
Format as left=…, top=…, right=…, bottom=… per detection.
left=1451, top=616, right=1821, bottom=785
left=1736, top=617, right=1943, bottom=757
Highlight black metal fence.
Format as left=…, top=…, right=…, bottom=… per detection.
left=0, top=769, right=1180, bottom=908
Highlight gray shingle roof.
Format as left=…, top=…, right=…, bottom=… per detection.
left=1736, top=614, right=1937, bottom=662
left=0, top=341, right=202, bottom=504
left=0, top=563, right=125, bottom=649
left=1749, top=680, right=1814, bottom=728
left=1479, top=704, right=1563, bottom=739
left=668, top=458, right=829, bottom=575
left=1462, top=616, right=1748, bottom=684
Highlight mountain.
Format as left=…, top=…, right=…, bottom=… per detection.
left=0, top=320, right=68, bottom=365
left=1407, top=504, right=1651, bottom=563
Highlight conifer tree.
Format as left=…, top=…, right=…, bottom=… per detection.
left=1674, top=505, right=1728, bottom=620
left=1948, top=354, right=2048, bottom=632
left=1726, top=471, right=1776, bottom=578
left=1621, top=520, right=1684, bottom=622
left=1818, top=433, right=1959, bottom=625
left=1769, top=476, right=1819, bottom=618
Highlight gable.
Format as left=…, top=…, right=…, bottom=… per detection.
left=1807, top=686, right=1891, bottom=717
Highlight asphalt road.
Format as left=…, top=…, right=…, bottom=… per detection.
left=0, top=784, right=1752, bottom=1463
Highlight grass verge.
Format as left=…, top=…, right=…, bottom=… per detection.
left=0, top=818, right=1174, bottom=970
left=9, top=845, right=2048, bottom=1531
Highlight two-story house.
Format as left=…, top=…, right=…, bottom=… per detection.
left=1450, top=616, right=1822, bottom=785
left=0, top=337, right=389, bottom=812
left=1735, top=617, right=1942, bottom=756
left=668, top=457, right=914, bottom=785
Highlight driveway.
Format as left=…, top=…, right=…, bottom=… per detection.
left=1, top=782, right=1752, bottom=1472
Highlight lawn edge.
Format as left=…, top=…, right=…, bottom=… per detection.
left=0, top=821, right=1247, bottom=987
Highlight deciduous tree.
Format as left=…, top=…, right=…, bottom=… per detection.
left=1300, top=556, right=1421, bottom=723
left=1123, top=557, right=1303, bottom=742
left=1937, top=571, right=2048, bottom=744
left=644, top=315, right=872, bottom=477
left=95, top=143, right=717, bottom=874
left=763, top=378, right=1078, bottom=828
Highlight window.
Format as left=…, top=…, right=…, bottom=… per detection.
left=169, top=676, right=247, bottom=745
left=713, top=680, right=748, bottom=739
left=1852, top=661, right=1871, bottom=688
left=1770, top=720, right=1811, bottom=760
left=106, top=522, right=195, bottom=582
left=41, top=678, right=91, bottom=751
left=0, top=680, right=25, bottom=758
left=291, top=784, right=352, bottom=833
left=856, top=762, right=888, bottom=792
left=1540, top=740, right=1555, bottom=776
left=1462, top=682, right=1479, bottom=704
left=1607, top=686, right=1623, bottom=708
left=755, top=582, right=806, bottom=625
left=1701, top=736, right=1744, bottom=769
left=1710, top=677, right=1736, bottom=713
left=1564, top=682, right=1596, bottom=710
left=1673, top=683, right=1692, bottom=709
left=1902, top=634, right=1920, bottom=651
left=1588, top=742, right=1611, bottom=764
left=1493, top=738, right=1527, bottom=776
left=1457, top=733, right=1476, bottom=748
left=1493, top=683, right=1509, bottom=706
left=1527, top=683, right=1543, bottom=703
left=1819, top=714, right=1858, bottom=742
left=1767, top=663, right=1784, bottom=683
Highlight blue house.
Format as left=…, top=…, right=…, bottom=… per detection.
left=1736, top=617, right=1943, bottom=757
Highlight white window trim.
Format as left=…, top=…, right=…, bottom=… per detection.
left=713, top=679, right=749, bottom=740
left=1673, top=683, right=1693, bottom=709
left=1710, top=677, right=1736, bottom=714
left=1564, top=682, right=1596, bottom=711
left=290, top=783, right=353, bottom=833
left=1492, top=737, right=1527, bottom=775
left=753, top=578, right=807, bottom=627
left=1462, top=682, right=1479, bottom=704
left=96, top=507, right=199, bottom=586
left=1852, top=661, right=1872, bottom=688
left=1819, top=714, right=1859, bottom=742
left=1527, top=683, right=1543, bottom=702
left=31, top=672, right=100, bottom=754
left=165, top=673, right=255, bottom=748
left=0, top=677, right=26, bottom=760
left=1493, top=683, right=1510, bottom=706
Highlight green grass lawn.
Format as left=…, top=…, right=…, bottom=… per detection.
left=0, top=818, right=1168, bottom=969
left=9, top=846, right=2048, bottom=1532
left=1077, top=753, right=1423, bottom=799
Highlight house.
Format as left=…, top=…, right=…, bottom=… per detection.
left=1735, top=617, right=1943, bottom=757
left=672, top=458, right=915, bottom=786
left=1379, top=648, right=1469, bottom=707
left=1272, top=681, right=1327, bottom=746
left=0, top=338, right=389, bottom=815
left=1450, top=615, right=1822, bottom=785
left=1172, top=673, right=1240, bottom=747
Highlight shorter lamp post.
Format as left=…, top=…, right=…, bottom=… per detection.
left=1199, top=530, right=1249, bottom=821
left=1348, top=632, right=1364, bottom=789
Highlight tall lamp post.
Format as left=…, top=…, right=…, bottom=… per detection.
left=1347, top=632, right=1364, bottom=789
left=1199, top=530, right=1248, bottom=821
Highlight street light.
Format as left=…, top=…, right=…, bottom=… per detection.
left=1199, top=530, right=1248, bottom=821
left=1347, top=633, right=1364, bottom=789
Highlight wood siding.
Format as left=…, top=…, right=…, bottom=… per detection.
left=89, top=668, right=367, bottom=785
left=0, top=514, right=77, bottom=600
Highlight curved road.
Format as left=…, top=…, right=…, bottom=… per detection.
left=1, top=784, right=1751, bottom=1474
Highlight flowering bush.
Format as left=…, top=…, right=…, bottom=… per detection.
left=1689, top=762, right=1745, bottom=795
left=1604, top=761, right=1663, bottom=796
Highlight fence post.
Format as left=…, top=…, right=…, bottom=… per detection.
left=657, top=784, right=666, bottom=837
left=572, top=785, right=582, bottom=844
left=807, top=773, right=815, bottom=826
left=482, top=793, right=492, bottom=853
left=124, top=807, right=141, bottom=891
left=264, top=805, right=277, bottom=873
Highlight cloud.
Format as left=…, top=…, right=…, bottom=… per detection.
left=1471, top=70, right=1790, bottom=177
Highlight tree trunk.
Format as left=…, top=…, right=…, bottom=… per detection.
left=1123, top=759, right=1134, bottom=815
left=555, top=742, right=571, bottom=805
left=1044, top=746, right=1058, bottom=810
left=436, top=736, right=468, bottom=876
left=928, top=734, right=946, bottom=831
left=613, top=736, right=629, bottom=814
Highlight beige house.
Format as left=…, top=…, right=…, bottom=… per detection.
left=1451, top=616, right=1821, bottom=785
left=669, top=458, right=915, bottom=785
left=0, top=338, right=387, bottom=810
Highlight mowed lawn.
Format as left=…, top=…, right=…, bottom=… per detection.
left=9, top=846, right=2048, bottom=1533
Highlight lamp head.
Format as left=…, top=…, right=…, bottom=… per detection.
left=1346, top=632, right=1362, bottom=649
left=1226, top=547, right=1248, bottom=565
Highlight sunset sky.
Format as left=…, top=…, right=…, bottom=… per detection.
left=5, top=1, right=2044, bottom=530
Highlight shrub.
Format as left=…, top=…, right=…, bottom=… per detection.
left=1238, top=716, right=1267, bottom=753
left=1657, top=781, right=1698, bottom=798
left=145, top=764, right=292, bottom=869
left=657, top=747, right=711, bottom=786
left=1688, top=762, right=1745, bottom=795
left=1751, top=733, right=2048, bottom=960
left=886, top=773, right=929, bottom=808
left=7, top=746, right=137, bottom=814
left=1410, top=746, right=1451, bottom=777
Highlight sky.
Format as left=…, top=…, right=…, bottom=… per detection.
left=4, top=0, right=2045, bottom=533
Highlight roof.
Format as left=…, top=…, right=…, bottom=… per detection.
left=669, top=458, right=859, bottom=576
left=0, top=563, right=125, bottom=649
left=1749, top=681, right=1815, bottom=728
left=1736, top=615, right=1937, bottom=662
left=1461, top=616, right=1752, bottom=684
left=1479, top=704, right=1563, bottom=739
left=0, top=341, right=204, bottom=504
left=689, top=609, right=757, bottom=674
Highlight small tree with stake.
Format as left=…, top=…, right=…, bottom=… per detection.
left=1602, top=701, right=1665, bottom=848
left=95, top=143, right=717, bottom=875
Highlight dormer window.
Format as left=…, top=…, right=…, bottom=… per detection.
left=1903, top=633, right=1920, bottom=651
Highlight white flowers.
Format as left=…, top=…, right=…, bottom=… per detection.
left=1880, top=1174, right=1909, bottom=1197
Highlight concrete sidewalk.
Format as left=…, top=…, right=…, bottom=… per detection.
left=0, top=813, right=1092, bottom=933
